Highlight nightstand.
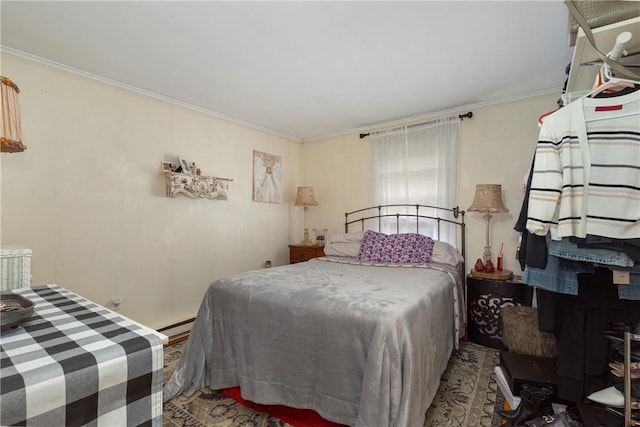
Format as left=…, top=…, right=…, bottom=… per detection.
left=466, top=274, right=533, bottom=349
left=288, top=244, right=325, bottom=264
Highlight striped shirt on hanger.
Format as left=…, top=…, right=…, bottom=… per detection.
left=526, top=89, right=640, bottom=240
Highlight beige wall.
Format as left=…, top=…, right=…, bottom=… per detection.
left=1, top=53, right=303, bottom=328
left=303, top=93, right=560, bottom=275
left=1, top=52, right=561, bottom=330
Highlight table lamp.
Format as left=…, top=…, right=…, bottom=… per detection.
left=294, top=186, right=318, bottom=246
left=467, top=184, right=509, bottom=261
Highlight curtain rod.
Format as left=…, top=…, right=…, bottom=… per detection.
left=359, top=111, right=472, bottom=139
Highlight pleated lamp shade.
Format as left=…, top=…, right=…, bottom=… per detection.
left=467, top=184, right=508, bottom=213
left=1, top=76, right=26, bottom=153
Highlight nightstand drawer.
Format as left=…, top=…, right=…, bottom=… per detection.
left=289, top=245, right=325, bottom=264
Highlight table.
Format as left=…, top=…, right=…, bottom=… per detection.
left=0, top=284, right=167, bottom=426
left=466, top=274, right=533, bottom=349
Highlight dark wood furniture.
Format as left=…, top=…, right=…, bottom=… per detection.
left=466, top=274, right=533, bottom=349
left=288, top=244, right=325, bottom=264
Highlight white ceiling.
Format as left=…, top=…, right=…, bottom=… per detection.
left=0, top=1, right=575, bottom=142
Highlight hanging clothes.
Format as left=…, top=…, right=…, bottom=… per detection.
left=526, top=89, right=640, bottom=241
left=519, top=85, right=640, bottom=405
left=522, top=234, right=640, bottom=299
left=536, top=271, right=640, bottom=403
left=514, top=155, right=548, bottom=270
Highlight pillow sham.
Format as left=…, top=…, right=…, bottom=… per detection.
left=328, top=231, right=365, bottom=244
left=356, top=230, right=434, bottom=264
left=323, top=241, right=362, bottom=257
left=431, top=240, right=464, bottom=266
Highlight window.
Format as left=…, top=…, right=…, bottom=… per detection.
left=368, top=117, right=460, bottom=244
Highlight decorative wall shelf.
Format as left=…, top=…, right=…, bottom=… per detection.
left=1, top=138, right=27, bottom=153
left=163, top=172, right=233, bottom=200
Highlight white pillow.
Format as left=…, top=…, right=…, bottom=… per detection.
left=324, top=241, right=362, bottom=257
left=431, top=240, right=464, bottom=266
left=329, top=231, right=365, bottom=243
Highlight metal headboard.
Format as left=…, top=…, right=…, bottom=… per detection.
left=344, top=204, right=466, bottom=263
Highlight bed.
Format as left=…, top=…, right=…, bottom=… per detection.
left=164, top=204, right=466, bottom=427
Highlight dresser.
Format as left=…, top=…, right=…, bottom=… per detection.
left=289, top=244, right=325, bottom=264
left=0, top=245, right=32, bottom=291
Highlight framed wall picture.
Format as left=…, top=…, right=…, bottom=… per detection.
left=179, top=157, right=191, bottom=174
left=253, top=150, right=281, bottom=203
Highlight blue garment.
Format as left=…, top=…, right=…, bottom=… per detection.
left=559, top=258, right=640, bottom=300
left=523, top=235, right=640, bottom=299
left=523, top=252, right=579, bottom=295
left=572, top=235, right=640, bottom=262
left=548, top=238, right=634, bottom=267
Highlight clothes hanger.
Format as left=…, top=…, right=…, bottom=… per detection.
left=537, top=107, right=561, bottom=126
left=580, top=64, right=640, bottom=122
left=583, top=58, right=639, bottom=98
left=537, top=66, right=636, bottom=124
left=587, top=76, right=636, bottom=98
left=585, top=31, right=640, bottom=98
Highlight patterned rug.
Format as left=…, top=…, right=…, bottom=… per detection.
left=163, top=340, right=505, bottom=427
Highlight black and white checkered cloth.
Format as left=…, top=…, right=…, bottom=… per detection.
left=1, top=284, right=167, bottom=426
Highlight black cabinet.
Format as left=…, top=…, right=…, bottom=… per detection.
left=466, top=274, right=534, bottom=349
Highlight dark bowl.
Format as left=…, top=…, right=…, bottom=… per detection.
left=0, top=293, right=34, bottom=331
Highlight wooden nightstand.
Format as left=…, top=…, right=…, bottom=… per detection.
left=466, top=274, right=533, bottom=349
left=289, top=244, right=325, bottom=264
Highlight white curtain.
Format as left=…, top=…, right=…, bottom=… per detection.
left=368, top=117, right=460, bottom=244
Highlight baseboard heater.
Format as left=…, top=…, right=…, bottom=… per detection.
left=157, top=317, right=195, bottom=345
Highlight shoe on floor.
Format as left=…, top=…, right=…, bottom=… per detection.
left=587, top=386, right=625, bottom=408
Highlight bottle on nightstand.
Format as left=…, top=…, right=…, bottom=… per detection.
left=313, top=228, right=327, bottom=247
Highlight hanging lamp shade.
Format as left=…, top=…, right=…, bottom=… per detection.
left=1, top=76, right=26, bottom=153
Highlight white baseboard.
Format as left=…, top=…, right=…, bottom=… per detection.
left=157, top=317, right=194, bottom=342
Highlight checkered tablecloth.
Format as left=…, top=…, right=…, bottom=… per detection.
left=1, top=284, right=167, bottom=426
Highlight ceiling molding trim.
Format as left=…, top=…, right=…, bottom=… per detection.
left=1, top=46, right=303, bottom=143
left=302, top=87, right=564, bottom=142
left=2, top=46, right=563, bottom=145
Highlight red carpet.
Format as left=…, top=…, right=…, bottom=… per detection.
left=222, top=387, right=346, bottom=427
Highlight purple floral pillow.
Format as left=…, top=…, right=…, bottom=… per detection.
left=356, top=230, right=434, bottom=264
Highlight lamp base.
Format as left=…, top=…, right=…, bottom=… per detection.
left=482, top=246, right=492, bottom=262
left=300, top=228, right=315, bottom=246
left=482, top=212, right=493, bottom=261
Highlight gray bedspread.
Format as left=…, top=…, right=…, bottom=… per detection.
left=164, top=258, right=462, bottom=427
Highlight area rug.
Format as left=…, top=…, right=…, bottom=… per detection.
left=163, top=340, right=504, bottom=427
